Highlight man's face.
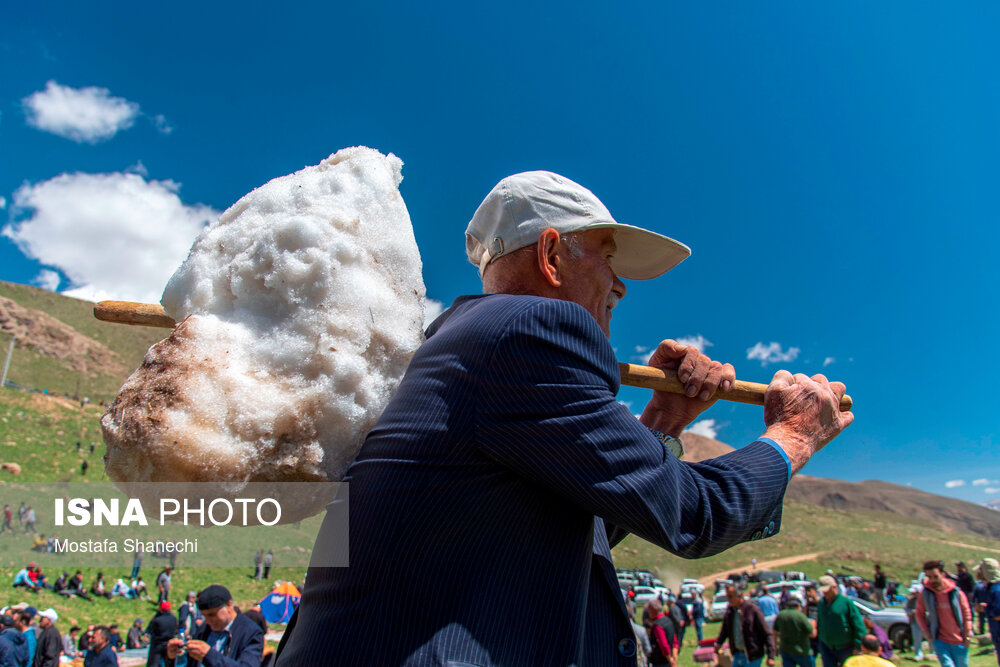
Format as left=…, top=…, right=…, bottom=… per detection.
left=201, top=602, right=236, bottom=632
left=92, top=632, right=107, bottom=651
left=925, top=568, right=945, bottom=590
left=39, top=617, right=51, bottom=629
left=726, top=589, right=743, bottom=607
left=823, top=586, right=838, bottom=601
left=557, top=228, right=626, bottom=337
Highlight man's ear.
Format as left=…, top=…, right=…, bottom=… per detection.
left=536, top=227, right=562, bottom=287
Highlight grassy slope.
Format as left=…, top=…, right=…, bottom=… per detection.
left=0, top=281, right=164, bottom=401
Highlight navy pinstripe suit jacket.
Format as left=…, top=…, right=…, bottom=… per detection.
left=276, top=294, right=789, bottom=667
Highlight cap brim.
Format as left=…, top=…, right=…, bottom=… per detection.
left=594, top=223, right=690, bottom=280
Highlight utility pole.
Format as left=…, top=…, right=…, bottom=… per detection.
left=0, top=337, right=13, bottom=389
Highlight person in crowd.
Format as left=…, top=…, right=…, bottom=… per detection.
left=804, top=586, right=821, bottom=660
left=33, top=608, right=60, bottom=667
left=126, top=619, right=148, bottom=650
left=90, top=572, right=113, bottom=600
left=165, top=584, right=264, bottom=667
left=132, top=576, right=150, bottom=601
left=842, top=635, right=893, bottom=667
left=645, top=600, right=678, bottom=667
left=79, top=626, right=95, bottom=654
left=146, top=602, right=178, bottom=667
left=716, top=585, right=777, bottom=667
left=12, top=564, right=39, bottom=593
left=1, top=505, right=13, bottom=535
left=29, top=535, right=46, bottom=553
left=62, top=626, right=80, bottom=661
left=915, top=559, right=973, bottom=667
left=178, top=592, right=204, bottom=637
left=972, top=575, right=989, bottom=637
left=872, top=566, right=887, bottom=607
left=68, top=572, right=93, bottom=602
left=52, top=572, right=70, bottom=597
left=757, top=592, right=780, bottom=617
left=263, top=550, right=273, bottom=579
left=156, top=567, right=172, bottom=604
left=242, top=605, right=267, bottom=636
left=17, top=609, right=37, bottom=666
left=773, top=598, right=816, bottom=667
left=17, top=503, right=26, bottom=528
left=974, top=558, right=1000, bottom=667
left=954, top=562, right=975, bottom=600
left=22, top=507, right=36, bottom=535
left=816, top=575, right=864, bottom=667
left=85, top=626, right=119, bottom=667
left=107, top=625, right=124, bottom=653
left=110, top=578, right=132, bottom=598
left=668, top=598, right=688, bottom=648
left=131, top=544, right=144, bottom=580
left=861, top=616, right=892, bottom=661
left=253, top=551, right=263, bottom=581
left=691, top=594, right=705, bottom=642
left=0, top=613, right=29, bottom=667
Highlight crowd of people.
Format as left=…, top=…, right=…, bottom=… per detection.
left=0, top=584, right=271, bottom=666
left=626, top=557, right=1000, bottom=667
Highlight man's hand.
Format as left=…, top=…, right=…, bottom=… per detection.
left=185, top=639, right=211, bottom=661
left=640, top=339, right=736, bottom=436
left=166, top=638, right=183, bottom=659
left=766, top=659, right=776, bottom=666
left=762, top=371, right=854, bottom=473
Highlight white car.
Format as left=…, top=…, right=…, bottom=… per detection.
left=765, top=582, right=806, bottom=606
left=681, top=579, right=705, bottom=596
left=709, top=591, right=729, bottom=621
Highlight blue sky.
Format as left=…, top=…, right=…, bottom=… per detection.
left=1, top=2, right=997, bottom=506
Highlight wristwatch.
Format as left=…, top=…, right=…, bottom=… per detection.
left=648, top=429, right=684, bottom=459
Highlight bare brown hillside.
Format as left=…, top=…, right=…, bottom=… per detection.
left=0, top=296, right=126, bottom=376
left=679, top=432, right=1000, bottom=540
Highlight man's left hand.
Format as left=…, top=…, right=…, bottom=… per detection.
left=640, top=339, right=735, bottom=435
left=766, top=659, right=775, bottom=666
left=184, top=640, right=211, bottom=661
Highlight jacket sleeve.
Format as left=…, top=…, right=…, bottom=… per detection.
left=958, top=590, right=973, bottom=638
left=915, top=593, right=931, bottom=638
left=716, top=610, right=732, bottom=649
left=475, top=299, right=788, bottom=559
left=201, top=626, right=264, bottom=667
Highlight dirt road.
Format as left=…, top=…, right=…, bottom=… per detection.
left=697, top=552, right=824, bottom=587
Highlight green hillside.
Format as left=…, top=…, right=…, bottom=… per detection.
left=0, top=280, right=164, bottom=402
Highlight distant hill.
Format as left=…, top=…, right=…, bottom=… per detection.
left=0, top=281, right=164, bottom=401
left=680, top=432, right=1000, bottom=540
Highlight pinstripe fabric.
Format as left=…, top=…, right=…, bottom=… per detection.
left=275, top=294, right=789, bottom=667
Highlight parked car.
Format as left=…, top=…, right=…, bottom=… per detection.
left=852, top=598, right=912, bottom=649
left=709, top=591, right=728, bottom=621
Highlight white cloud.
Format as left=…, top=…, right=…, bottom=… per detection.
left=823, top=357, right=835, bottom=367
left=972, top=478, right=998, bottom=486
left=747, top=341, right=800, bottom=366
left=944, top=479, right=965, bottom=488
left=153, top=114, right=174, bottom=135
left=631, top=345, right=653, bottom=365
left=4, top=171, right=218, bottom=304
left=32, top=269, right=61, bottom=291
left=423, top=298, right=444, bottom=327
left=676, top=334, right=713, bottom=352
left=986, top=488, right=1000, bottom=494
left=23, top=81, right=140, bottom=143
left=0, top=196, right=6, bottom=209
left=684, top=419, right=719, bottom=439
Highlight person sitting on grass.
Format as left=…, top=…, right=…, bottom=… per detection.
left=842, top=635, right=893, bottom=667
left=861, top=616, right=892, bottom=660
left=11, top=563, right=39, bottom=593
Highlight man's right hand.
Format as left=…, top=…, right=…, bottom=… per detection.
left=762, top=371, right=854, bottom=473
left=166, top=638, right=183, bottom=659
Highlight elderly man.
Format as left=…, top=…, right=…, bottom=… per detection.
left=165, top=585, right=263, bottom=667
left=86, top=627, right=119, bottom=667
left=275, top=171, right=853, bottom=666
left=817, top=575, right=865, bottom=667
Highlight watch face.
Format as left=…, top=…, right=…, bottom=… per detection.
left=665, top=438, right=684, bottom=460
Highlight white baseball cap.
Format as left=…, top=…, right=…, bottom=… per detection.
left=38, top=608, right=58, bottom=622
left=466, top=171, right=690, bottom=280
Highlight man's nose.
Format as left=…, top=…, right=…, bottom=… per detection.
left=613, top=276, right=626, bottom=300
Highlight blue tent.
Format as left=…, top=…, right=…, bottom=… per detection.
left=258, top=582, right=300, bottom=624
